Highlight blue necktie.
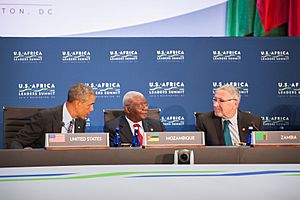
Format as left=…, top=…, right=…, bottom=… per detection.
left=223, top=120, right=232, bottom=146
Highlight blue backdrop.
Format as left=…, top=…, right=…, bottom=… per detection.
left=0, top=37, right=299, bottom=148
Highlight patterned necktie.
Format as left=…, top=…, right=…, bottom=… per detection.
left=223, top=120, right=232, bottom=146
left=67, top=119, right=74, bottom=133
left=133, top=123, right=143, bottom=145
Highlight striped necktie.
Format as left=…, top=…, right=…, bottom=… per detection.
left=67, top=119, right=75, bottom=133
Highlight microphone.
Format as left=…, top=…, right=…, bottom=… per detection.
left=60, top=122, right=68, bottom=133
left=246, top=121, right=259, bottom=146
left=250, top=121, right=259, bottom=131
left=60, top=122, right=65, bottom=127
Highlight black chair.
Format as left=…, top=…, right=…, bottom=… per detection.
left=103, top=108, right=161, bottom=125
left=2, top=106, right=45, bottom=148
left=194, top=112, right=204, bottom=128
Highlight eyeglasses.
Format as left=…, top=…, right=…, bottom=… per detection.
left=131, top=103, right=148, bottom=109
left=212, top=98, right=236, bottom=104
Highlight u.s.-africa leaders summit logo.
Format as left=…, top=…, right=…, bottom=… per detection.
left=261, top=116, right=290, bottom=128
left=156, top=50, right=184, bottom=62
left=18, top=83, right=55, bottom=99
left=61, top=50, right=91, bottom=63
left=161, top=115, right=185, bottom=126
left=109, top=50, right=138, bottom=62
left=85, top=82, right=121, bottom=98
left=277, top=82, right=300, bottom=96
left=13, top=50, right=43, bottom=63
left=212, top=50, right=241, bottom=61
left=148, top=81, right=185, bottom=97
left=212, top=81, right=249, bottom=96
left=261, top=50, right=289, bottom=62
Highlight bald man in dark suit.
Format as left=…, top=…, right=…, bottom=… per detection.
left=104, top=91, right=165, bottom=147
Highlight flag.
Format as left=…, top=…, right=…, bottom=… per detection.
left=289, top=0, right=300, bottom=36
left=226, top=0, right=257, bottom=36
left=147, top=132, right=159, bottom=142
left=227, top=0, right=300, bottom=36
left=49, top=134, right=65, bottom=143
left=256, top=0, right=288, bottom=35
left=255, top=132, right=268, bottom=141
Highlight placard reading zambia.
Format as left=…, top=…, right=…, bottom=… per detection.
left=45, top=133, right=109, bottom=150
left=144, top=132, right=205, bottom=148
left=251, top=131, right=300, bottom=146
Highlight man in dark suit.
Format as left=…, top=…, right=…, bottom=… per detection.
left=9, top=83, right=96, bottom=149
left=104, top=91, right=165, bottom=147
left=196, top=85, right=263, bottom=146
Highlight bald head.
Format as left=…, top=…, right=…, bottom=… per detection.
left=123, top=91, right=145, bottom=107
left=123, top=91, right=148, bottom=122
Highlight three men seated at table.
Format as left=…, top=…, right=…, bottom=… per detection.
left=8, top=84, right=262, bottom=148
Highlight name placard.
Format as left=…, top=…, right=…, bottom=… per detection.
left=251, top=131, right=300, bottom=146
left=45, top=133, right=109, bottom=150
left=144, top=131, right=205, bottom=148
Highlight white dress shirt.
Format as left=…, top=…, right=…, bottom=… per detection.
left=61, top=103, right=74, bottom=133
left=125, top=116, right=145, bottom=136
left=222, top=111, right=240, bottom=145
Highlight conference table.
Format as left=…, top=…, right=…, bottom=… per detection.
left=1, top=147, right=300, bottom=200
left=0, top=146, right=300, bottom=167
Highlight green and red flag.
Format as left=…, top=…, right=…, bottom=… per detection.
left=227, top=0, right=300, bottom=36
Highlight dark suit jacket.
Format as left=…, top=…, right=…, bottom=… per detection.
left=196, top=111, right=263, bottom=146
left=104, top=115, right=165, bottom=146
left=9, top=105, right=86, bottom=149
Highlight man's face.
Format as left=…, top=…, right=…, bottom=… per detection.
left=125, top=95, right=148, bottom=122
left=213, top=89, right=238, bottom=119
left=75, top=94, right=96, bottom=120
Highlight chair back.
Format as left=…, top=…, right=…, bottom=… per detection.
left=194, top=112, right=204, bottom=128
left=3, top=106, right=45, bottom=148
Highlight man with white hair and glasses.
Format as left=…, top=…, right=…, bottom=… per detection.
left=196, top=84, right=262, bottom=146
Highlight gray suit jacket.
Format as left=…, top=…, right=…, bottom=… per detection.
left=104, top=115, right=165, bottom=146
left=9, top=105, right=86, bottom=149
left=196, top=111, right=263, bottom=146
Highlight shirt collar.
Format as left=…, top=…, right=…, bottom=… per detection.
left=222, top=111, right=238, bottom=125
left=125, top=116, right=143, bottom=134
left=63, top=102, right=73, bottom=125
left=125, top=116, right=143, bottom=127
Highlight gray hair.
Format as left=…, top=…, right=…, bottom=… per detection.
left=123, top=91, right=144, bottom=107
left=67, top=83, right=95, bottom=102
left=217, top=84, right=241, bottom=103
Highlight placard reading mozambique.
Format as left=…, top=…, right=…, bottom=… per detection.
left=144, top=131, right=205, bottom=147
